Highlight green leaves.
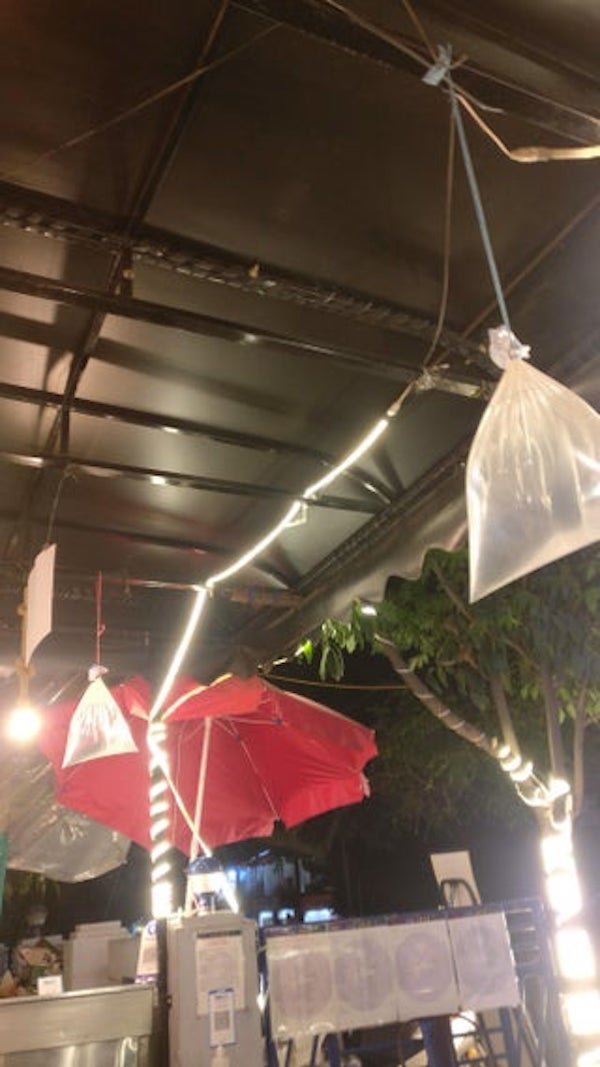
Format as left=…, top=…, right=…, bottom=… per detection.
left=319, top=641, right=345, bottom=682
left=305, top=542, right=599, bottom=830
left=317, top=615, right=370, bottom=680
left=295, top=638, right=314, bottom=665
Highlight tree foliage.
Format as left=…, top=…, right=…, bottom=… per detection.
left=304, top=546, right=600, bottom=827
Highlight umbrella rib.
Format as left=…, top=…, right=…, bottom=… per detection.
left=190, top=716, right=212, bottom=859
left=239, top=737, right=280, bottom=821
left=223, top=715, right=282, bottom=726
left=212, top=717, right=281, bottom=822
left=218, top=713, right=366, bottom=771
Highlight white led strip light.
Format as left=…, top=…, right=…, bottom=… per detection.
left=146, top=412, right=395, bottom=916
left=148, top=586, right=208, bottom=916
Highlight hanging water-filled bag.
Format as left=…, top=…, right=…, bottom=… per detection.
left=467, top=327, right=600, bottom=602
left=62, top=672, right=138, bottom=767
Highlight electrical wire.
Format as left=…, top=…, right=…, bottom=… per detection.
left=326, top=0, right=600, bottom=162
left=422, top=101, right=456, bottom=369
left=44, top=467, right=76, bottom=546
left=0, top=24, right=277, bottom=184
left=457, top=91, right=600, bottom=163
left=265, top=673, right=409, bottom=691
left=400, top=0, right=437, bottom=61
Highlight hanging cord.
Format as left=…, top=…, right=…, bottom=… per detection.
left=402, top=0, right=600, bottom=162
left=16, top=585, right=31, bottom=706
left=422, top=100, right=456, bottom=369
left=446, top=73, right=512, bottom=332
left=400, top=0, right=437, bottom=60
left=45, top=467, right=76, bottom=546
left=95, top=571, right=106, bottom=666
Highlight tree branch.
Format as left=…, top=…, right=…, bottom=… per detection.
left=429, top=561, right=539, bottom=673
left=429, top=561, right=471, bottom=620
left=573, top=688, right=588, bottom=820
left=376, top=634, right=498, bottom=758
left=490, top=672, right=521, bottom=757
left=540, top=667, right=567, bottom=779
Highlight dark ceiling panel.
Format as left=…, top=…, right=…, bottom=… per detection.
left=0, top=0, right=596, bottom=690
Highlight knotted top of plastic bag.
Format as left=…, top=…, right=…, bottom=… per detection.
left=488, top=325, right=531, bottom=369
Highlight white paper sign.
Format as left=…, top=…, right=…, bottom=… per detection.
left=332, top=927, right=396, bottom=1029
left=24, top=543, right=56, bottom=665
left=389, top=919, right=460, bottom=1021
left=430, top=851, right=481, bottom=905
left=449, top=913, right=520, bottom=1011
left=37, top=974, right=63, bottom=996
left=267, top=931, right=336, bottom=1039
left=136, top=921, right=158, bottom=980
left=195, top=932, right=245, bottom=1016
left=208, top=988, right=236, bottom=1047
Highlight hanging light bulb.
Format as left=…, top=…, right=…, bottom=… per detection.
left=6, top=704, right=41, bottom=743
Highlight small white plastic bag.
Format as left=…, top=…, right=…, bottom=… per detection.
left=62, top=674, right=138, bottom=767
left=467, top=328, right=600, bottom=602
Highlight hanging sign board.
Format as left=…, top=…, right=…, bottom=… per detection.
left=430, top=851, right=481, bottom=906
left=24, top=543, right=56, bottom=666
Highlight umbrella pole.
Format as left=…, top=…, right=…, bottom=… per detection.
left=147, top=719, right=173, bottom=1066
left=155, top=917, right=170, bottom=1067
left=185, top=717, right=213, bottom=912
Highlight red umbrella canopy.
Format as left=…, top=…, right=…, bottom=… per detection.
left=38, top=675, right=378, bottom=856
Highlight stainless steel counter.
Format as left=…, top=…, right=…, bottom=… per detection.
left=0, top=983, right=155, bottom=1065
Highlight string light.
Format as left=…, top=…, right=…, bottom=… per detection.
left=578, top=1047, right=600, bottom=1066
left=565, top=992, right=600, bottom=1038
left=556, top=929, right=596, bottom=982
left=360, top=604, right=378, bottom=617
left=509, top=759, right=533, bottom=783
left=302, top=418, right=389, bottom=500
left=143, top=408, right=397, bottom=917
left=207, top=503, right=303, bottom=588
left=149, top=586, right=208, bottom=720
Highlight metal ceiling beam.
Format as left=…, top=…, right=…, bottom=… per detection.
left=3, top=3, right=234, bottom=568
left=0, top=560, right=302, bottom=608
left=57, top=1, right=233, bottom=427
left=0, top=264, right=439, bottom=383
left=235, top=0, right=600, bottom=143
left=0, top=381, right=393, bottom=503
left=420, top=0, right=600, bottom=96
left=0, top=448, right=380, bottom=514
left=0, top=181, right=486, bottom=365
left=0, top=510, right=291, bottom=587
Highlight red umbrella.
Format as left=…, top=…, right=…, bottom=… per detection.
left=38, top=675, right=377, bottom=855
